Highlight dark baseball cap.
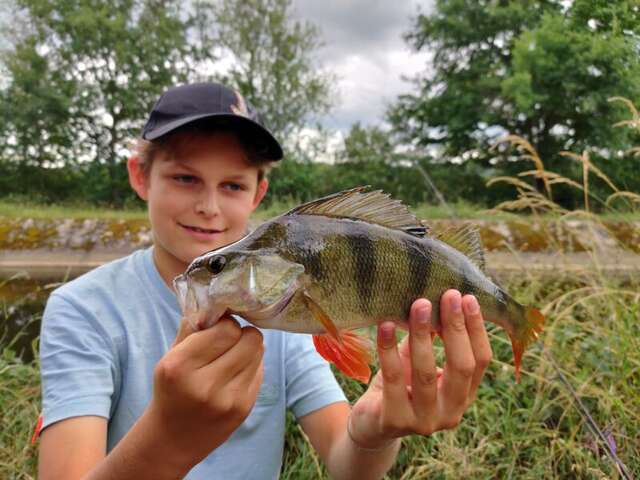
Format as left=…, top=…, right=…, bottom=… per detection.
left=142, top=82, right=283, bottom=160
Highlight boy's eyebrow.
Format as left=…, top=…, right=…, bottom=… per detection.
left=225, top=172, right=254, bottom=181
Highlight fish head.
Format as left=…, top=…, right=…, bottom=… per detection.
left=173, top=246, right=305, bottom=329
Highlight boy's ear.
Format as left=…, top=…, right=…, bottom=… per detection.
left=252, top=178, right=269, bottom=210
left=127, top=156, right=149, bottom=201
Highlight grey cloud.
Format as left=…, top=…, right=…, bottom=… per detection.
left=293, top=0, right=433, bottom=131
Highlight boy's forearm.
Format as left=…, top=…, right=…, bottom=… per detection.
left=84, top=407, right=201, bottom=480
left=326, top=429, right=401, bottom=480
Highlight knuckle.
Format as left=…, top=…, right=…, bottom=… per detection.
left=212, top=395, right=235, bottom=416
left=412, top=326, right=432, bottom=341
left=415, top=369, right=438, bottom=388
left=382, top=367, right=402, bottom=385
left=416, top=424, right=435, bottom=436
left=448, top=316, right=467, bottom=333
left=476, top=352, right=493, bottom=369
left=244, top=327, right=264, bottom=346
left=458, top=360, right=476, bottom=379
left=440, top=415, right=463, bottom=431
left=155, top=356, right=182, bottom=385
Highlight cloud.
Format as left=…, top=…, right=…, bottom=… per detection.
left=293, top=0, right=433, bottom=132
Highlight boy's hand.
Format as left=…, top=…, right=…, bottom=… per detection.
left=348, top=289, right=492, bottom=449
left=147, top=315, right=264, bottom=467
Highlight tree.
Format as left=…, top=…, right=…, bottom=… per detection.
left=197, top=0, right=333, bottom=144
left=389, top=0, right=640, bottom=204
left=1, top=0, right=194, bottom=203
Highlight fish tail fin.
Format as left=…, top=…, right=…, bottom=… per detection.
left=509, top=306, right=545, bottom=383
left=313, top=331, right=373, bottom=383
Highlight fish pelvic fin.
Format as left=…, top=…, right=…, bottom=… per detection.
left=313, top=332, right=373, bottom=384
left=302, top=291, right=373, bottom=383
left=510, top=307, right=545, bottom=383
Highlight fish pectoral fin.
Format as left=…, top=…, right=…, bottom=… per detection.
left=301, top=291, right=340, bottom=339
left=312, top=332, right=373, bottom=384
left=301, top=291, right=373, bottom=384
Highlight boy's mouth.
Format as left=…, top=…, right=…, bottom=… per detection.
left=179, top=223, right=225, bottom=235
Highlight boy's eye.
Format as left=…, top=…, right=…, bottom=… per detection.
left=224, top=182, right=244, bottom=191
left=173, top=175, right=198, bottom=184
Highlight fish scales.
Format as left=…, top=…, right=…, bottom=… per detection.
left=282, top=216, right=497, bottom=330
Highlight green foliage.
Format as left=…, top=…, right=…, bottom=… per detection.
left=194, top=0, right=333, bottom=143
left=0, top=0, right=194, bottom=204
left=389, top=0, right=640, bottom=208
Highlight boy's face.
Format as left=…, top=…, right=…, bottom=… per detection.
left=128, top=132, right=268, bottom=279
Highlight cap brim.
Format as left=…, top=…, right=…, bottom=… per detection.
left=143, top=113, right=283, bottom=160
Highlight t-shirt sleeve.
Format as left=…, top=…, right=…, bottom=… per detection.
left=39, top=291, right=118, bottom=431
left=284, top=333, right=347, bottom=419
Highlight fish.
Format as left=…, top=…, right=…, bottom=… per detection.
left=173, top=187, right=544, bottom=384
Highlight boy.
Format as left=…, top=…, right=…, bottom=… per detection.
left=37, top=82, right=492, bottom=479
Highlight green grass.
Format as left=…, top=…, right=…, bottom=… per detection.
left=0, top=200, right=148, bottom=221
left=2, top=195, right=639, bottom=222
left=1, top=273, right=638, bottom=479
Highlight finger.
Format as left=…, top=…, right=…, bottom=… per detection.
left=439, top=290, right=475, bottom=413
left=377, top=321, right=412, bottom=430
left=231, top=357, right=265, bottom=412
left=462, top=294, right=493, bottom=398
left=172, top=316, right=242, bottom=369
left=397, top=331, right=412, bottom=386
left=408, top=299, right=438, bottom=419
left=226, top=354, right=264, bottom=401
left=172, top=314, right=198, bottom=347
left=201, top=326, right=264, bottom=383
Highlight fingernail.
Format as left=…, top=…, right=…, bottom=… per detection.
left=468, top=295, right=480, bottom=314
left=417, top=302, right=431, bottom=325
left=380, top=323, right=396, bottom=347
left=450, top=292, right=462, bottom=313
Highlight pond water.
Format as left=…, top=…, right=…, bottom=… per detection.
left=0, top=278, right=54, bottom=362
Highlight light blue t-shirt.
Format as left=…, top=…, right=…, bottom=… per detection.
left=39, top=247, right=346, bottom=479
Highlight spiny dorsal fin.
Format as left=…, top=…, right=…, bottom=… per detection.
left=431, top=223, right=486, bottom=271
left=287, top=186, right=427, bottom=237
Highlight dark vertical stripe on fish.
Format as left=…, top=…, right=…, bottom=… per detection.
left=403, top=237, right=430, bottom=302
left=460, top=268, right=476, bottom=297
left=304, top=248, right=325, bottom=281
left=348, top=233, right=376, bottom=314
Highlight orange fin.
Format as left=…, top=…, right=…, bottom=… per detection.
left=302, top=291, right=340, bottom=339
left=313, top=331, right=373, bottom=383
left=510, top=307, right=545, bottom=383
left=302, top=291, right=373, bottom=383
left=31, top=414, right=43, bottom=444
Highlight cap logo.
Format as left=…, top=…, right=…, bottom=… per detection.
left=230, top=92, right=250, bottom=119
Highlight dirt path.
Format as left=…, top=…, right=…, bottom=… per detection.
left=2, top=248, right=639, bottom=282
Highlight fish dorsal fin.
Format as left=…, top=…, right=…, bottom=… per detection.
left=287, top=186, right=427, bottom=237
left=432, top=223, right=486, bottom=271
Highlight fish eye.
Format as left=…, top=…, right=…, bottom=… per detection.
left=207, top=255, right=226, bottom=275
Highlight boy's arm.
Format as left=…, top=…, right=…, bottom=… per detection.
left=38, top=417, right=107, bottom=480
left=38, top=317, right=265, bottom=480
left=299, top=290, right=492, bottom=480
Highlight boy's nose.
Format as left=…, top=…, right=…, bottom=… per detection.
left=195, top=191, right=220, bottom=217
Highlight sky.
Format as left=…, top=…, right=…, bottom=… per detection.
left=292, top=0, right=433, bottom=133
